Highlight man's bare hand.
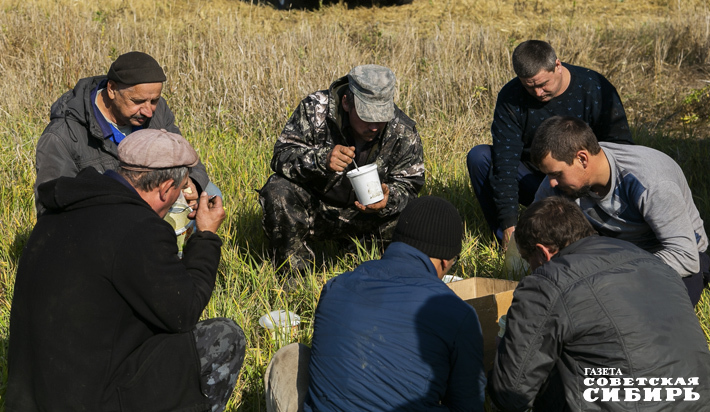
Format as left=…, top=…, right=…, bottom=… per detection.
left=183, top=179, right=199, bottom=210
left=195, top=192, right=225, bottom=234
left=354, top=184, right=389, bottom=213
left=502, top=226, right=516, bottom=252
left=327, top=145, right=356, bottom=173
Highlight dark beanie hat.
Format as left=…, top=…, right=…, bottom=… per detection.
left=107, top=51, right=166, bottom=85
left=392, top=196, right=463, bottom=260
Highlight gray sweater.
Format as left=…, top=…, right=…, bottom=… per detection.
left=536, top=142, right=707, bottom=276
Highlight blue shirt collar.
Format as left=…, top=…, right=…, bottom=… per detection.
left=382, top=242, right=439, bottom=278
left=91, top=80, right=142, bottom=145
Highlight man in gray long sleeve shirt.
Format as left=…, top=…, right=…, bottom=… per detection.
left=532, top=116, right=708, bottom=306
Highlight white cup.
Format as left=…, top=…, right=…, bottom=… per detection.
left=259, top=310, right=301, bottom=342
left=346, top=163, right=384, bottom=205
left=164, top=192, right=195, bottom=258
left=442, top=275, right=463, bottom=284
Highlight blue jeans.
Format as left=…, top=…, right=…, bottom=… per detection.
left=466, top=144, right=545, bottom=243
left=205, top=181, right=223, bottom=198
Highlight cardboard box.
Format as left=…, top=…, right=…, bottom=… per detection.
left=448, top=277, right=518, bottom=372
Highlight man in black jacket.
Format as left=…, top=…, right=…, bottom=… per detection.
left=489, top=196, right=710, bottom=411
left=34, top=51, right=218, bottom=214
left=7, top=129, right=245, bottom=411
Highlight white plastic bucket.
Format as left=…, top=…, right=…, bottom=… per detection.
left=346, top=163, right=384, bottom=206
left=259, top=310, right=301, bottom=342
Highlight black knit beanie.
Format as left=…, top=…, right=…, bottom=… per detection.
left=392, top=196, right=463, bottom=260
left=107, top=51, right=166, bottom=85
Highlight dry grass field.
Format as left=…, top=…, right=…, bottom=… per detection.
left=1, top=0, right=709, bottom=410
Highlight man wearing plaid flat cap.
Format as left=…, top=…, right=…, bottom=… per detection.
left=34, top=51, right=220, bottom=215
left=7, top=129, right=245, bottom=412
left=259, top=64, right=425, bottom=276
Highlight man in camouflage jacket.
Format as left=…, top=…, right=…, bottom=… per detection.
left=259, top=65, right=425, bottom=274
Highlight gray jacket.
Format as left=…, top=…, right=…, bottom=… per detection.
left=35, top=76, right=209, bottom=211
left=490, top=236, right=710, bottom=411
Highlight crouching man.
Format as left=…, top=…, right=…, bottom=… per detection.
left=7, top=129, right=245, bottom=411
left=489, top=196, right=710, bottom=411
left=264, top=196, right=486, bottom=412
left=259, top=64, right=424, bottom=276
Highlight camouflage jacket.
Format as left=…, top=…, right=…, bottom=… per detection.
left=270, top=76, right=424, bottom=217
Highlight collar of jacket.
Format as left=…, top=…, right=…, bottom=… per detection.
left=37, top=167, right=151, bottom=215
left=555, top=234, right=601, bottom=260
left=382, top=241, right=439, bottom=279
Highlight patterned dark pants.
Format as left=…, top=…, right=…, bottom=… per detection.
left=258, top=174, right=398, bottom=273
left=193, top=318, right=247, bottom=412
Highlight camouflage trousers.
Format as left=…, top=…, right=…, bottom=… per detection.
left=193, top=318, right=247, bottom=412
left=258, top=174, right=398, bottom=273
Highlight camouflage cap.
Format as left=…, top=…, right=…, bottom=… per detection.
left=118, top=129, right=199, bottom=172
left=347, top=65, right=396, bottom=123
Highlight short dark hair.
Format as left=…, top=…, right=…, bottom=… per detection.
left=515, top=197, right=596, bottom=262
left=512, top=40, right=557, bottom=78
left=119, top=167, right=189, bottom=192
left=530, top=116, right=601, bottom=167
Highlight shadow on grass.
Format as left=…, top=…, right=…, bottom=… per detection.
left=226, top=203, right=269, bottom=259
left=1, top=229, right=32, bottom=308
left=9, top=229, right=32, bottom=265
left=226, top=172, right=498, bottom=276
left=236, top=370, right=266, bottom=412
left=0, top=336, right=7, bottom=410
left=222, top=198, right=363, bottom=278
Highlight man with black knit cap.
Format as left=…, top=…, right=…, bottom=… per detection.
left=34, top=51, right=218, bottom=214
left=262, top=196, right=486, bottom=412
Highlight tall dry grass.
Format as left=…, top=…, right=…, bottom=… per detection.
left=1, top=0, right=710, bottom=410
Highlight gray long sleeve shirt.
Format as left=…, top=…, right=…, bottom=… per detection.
left=535, top=142, right=707, bottom=276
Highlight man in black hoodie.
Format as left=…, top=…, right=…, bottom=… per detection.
left=7, top=129, right=245, bottom=411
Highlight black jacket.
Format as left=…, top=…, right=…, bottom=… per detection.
left=6, top=168, right=221, bottom=411
left=34, top=76, right=210, bottom=212
left=489, top=236, right=710, bottom=411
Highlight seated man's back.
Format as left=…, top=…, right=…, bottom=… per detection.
left=490, top=197, right=710, bottom=411
left=305, top=197, right=486, bottom=412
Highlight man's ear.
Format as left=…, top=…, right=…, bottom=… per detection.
left=577, top=150, right=590, bottom=168
left=341, top=94, right=350, bottom=112
left=157, top=179, right=176, bottom=202
left=106, top=80, right=118, bottom=99
left=535, top=243, right=557, bottom=263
